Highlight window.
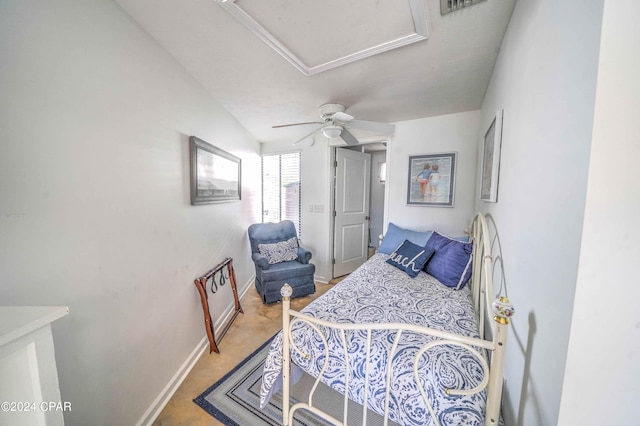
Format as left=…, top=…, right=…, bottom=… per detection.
left=378, top=162, right=387, bottom=183
left=261, top=152, right=301, bottom=235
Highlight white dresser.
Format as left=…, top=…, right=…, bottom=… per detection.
left=0, top=306, right=69, bottom=426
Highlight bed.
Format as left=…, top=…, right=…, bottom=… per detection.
left=260, top=213, right=514, bottom=426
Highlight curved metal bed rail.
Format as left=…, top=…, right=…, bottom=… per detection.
left=285, top=313, right=495, bottom=426
left=470, top=212, right=495, bottom=339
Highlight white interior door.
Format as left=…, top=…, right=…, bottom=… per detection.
left=333, top=148, right=371, bottom=277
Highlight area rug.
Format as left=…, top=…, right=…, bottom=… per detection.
left=193, top=336, right=322, bottom=425
left=193, top=335, right=396, bottom=426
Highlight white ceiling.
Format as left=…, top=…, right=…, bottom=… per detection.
left=115, top=0, right=516, bottom=144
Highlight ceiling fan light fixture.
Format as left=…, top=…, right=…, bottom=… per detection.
left=322, top=125, right=343, bottom=139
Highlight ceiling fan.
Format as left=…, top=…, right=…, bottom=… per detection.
left=273, top=104, right=395, bottom=146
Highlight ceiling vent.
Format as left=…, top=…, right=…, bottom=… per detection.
left=441, top=0, right=487, bottom=15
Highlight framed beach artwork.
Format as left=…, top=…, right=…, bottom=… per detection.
left=190, top=136, right=241, bottom=205
left=407, top=152, right=456, bottom=207
left=480, top=110, right=503, bottom=202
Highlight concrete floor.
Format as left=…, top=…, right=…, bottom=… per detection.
left=152, top=281, right=334, bottom=425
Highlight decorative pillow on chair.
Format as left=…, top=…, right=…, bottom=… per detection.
left=424, top=232, right=473, bottom=289
left=258, top=237, right=299, bottom=264
left=386, top=240, right=435, bottom=278
left=378, top=223, right=433, bottom=255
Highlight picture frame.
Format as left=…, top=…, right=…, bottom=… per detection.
left=190, top=136, right=241, bottom=205
left=480, top=110, right=503, bottom=202
left=407, top=152, right=456, bottom=207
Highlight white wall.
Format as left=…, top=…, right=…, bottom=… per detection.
left=558, top=0, right=640, bottom=423
left=0, top=0, right=261, bottom=424
left=476, top=0, right=603, bottom=424
left=261, top=138, right=333, bottom=282
left=263, top=111, right=479, bottom=280
left=385, top=111, right=481, bottom=236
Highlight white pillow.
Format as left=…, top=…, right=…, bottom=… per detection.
left=258, top=237, right=299, bottom=264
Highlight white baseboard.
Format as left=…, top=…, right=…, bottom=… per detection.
left=135, top=335, right=208, bottom=426
left=137, top=274, right=255, bottom=426
left=314, top=275, right=329, bottom=284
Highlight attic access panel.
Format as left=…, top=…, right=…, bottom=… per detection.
left=217, top=0, right=428, bottom=76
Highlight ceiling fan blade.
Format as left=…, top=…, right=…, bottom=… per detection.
left=331, top=111, right=354, bottom=122
left=347, top=119, right=396, bottom=135
left=292, top=126, right=322, bottom=145
left=340, top=128, right=359, bottom=146
left=273, top=121, right=323, bottom=129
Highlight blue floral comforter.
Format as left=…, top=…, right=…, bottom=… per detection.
left=260, top=253, right=487, bottom=426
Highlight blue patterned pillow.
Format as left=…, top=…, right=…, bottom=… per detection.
left=386, top=240, right=435, bottom=278
left=424, top=232, right=473, bottom=289
left=378, top=223, right=433, bottom=255
left=258, top=237, right=299, bottom=264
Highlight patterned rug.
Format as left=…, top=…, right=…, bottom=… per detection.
left=193, top=336, right=324, bottom=426
left=193, top=336, right=396, bottom=426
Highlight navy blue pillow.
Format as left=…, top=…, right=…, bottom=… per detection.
left=386, top=240, right=435, bottom=278
left=424, top=232, right=473, bottom=289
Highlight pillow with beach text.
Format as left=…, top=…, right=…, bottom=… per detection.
left=386, top=240, right=435, bottom=278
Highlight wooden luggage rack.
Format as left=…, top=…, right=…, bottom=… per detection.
left=194, top=257, right=243, bottom=353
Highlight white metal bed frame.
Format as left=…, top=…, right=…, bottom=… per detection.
left=279, top=213, right=514, bottom=426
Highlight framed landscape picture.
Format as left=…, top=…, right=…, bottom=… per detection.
left=190, top=136, right=241, bottom=205
left=407, top=152, right=456, bottom=207
left=480, top=110, right=503, bottom=202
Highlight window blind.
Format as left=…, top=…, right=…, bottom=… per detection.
left=261, top=152, right=301, bottom=235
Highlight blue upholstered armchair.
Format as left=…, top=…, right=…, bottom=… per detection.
left=248, top=220, right=315, bottom=303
